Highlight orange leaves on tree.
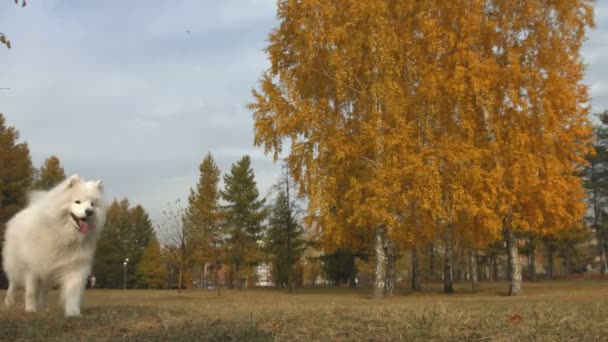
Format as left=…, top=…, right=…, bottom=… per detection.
left=250, top=0, right=595, bottom=254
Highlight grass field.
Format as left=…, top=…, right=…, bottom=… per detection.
left=1, top=280, right=607, bottom=341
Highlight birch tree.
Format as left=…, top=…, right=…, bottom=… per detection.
left=251, top=0, right=594, bottom=297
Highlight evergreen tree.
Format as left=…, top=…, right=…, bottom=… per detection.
left=93, top=200, right=125, bottom=288
left=320, top=250, right=357, bottom=287
left=265, top=193, right=306, bottom=290
left=184, top=152, right=222, bottom=285
left=542, top=236, right=559, bottom=280
left=0, top=113, right=33, bottom=287
left=264, top=165, right=306, bottom=291
left=114, top=199, right=134, bottom=287
left=93, top=199, right=155, bottom=288
left=136, top=236, right=167, bottom=289
left=556, top=228, right=589, bottom=277
left=585, top=110, right=608, bottom=278
left=127, top=204, right=155, bottom=287
left=33, top=155, right=66, bottom=190
left=221, top=155, right=267, bottom=287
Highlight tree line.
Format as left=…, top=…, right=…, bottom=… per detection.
left=2, top=0, right=606, bottom=296
left=2, top=109, right=607, bottom=292
left=156, top=153, right=308, bottom=292
left=0, top=118, right=310, bottom=290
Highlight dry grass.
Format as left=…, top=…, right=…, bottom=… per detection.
left=1, top=280, right=607, bottom=341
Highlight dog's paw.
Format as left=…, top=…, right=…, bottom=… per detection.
left=65, top=308, right=81, bottom=317
left=24, top=305, right=37, bottom=313
left=4, top=298, right=14, bottom=308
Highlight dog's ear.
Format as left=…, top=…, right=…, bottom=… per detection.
left=94, top=180, right=104, bottom=192
left=66, top=174, right=81, bottom=188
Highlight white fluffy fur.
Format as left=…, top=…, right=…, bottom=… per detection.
left=3, top=174, right=106, bottom=317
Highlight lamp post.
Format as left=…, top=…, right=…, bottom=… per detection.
left=123, top=258, right=129, bottom=289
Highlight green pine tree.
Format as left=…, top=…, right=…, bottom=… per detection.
left=128, top=204, right=155, bottom=287
left=221, top=155, right=267, bottom=288
left=585, top=110, right=608, bottom=278
left=136, top=236, right=168, bottom=289
left=264, top=165, right=307, bottom=291
left=93, top=200, right=125, bottom=288
left=93, top=199, right=155, bottom=288
left=320, top=250, right=357, bottom=287
left=556, top=228, right=589, bottom=277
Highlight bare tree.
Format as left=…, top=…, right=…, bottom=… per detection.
left=158, top=199, right=196, bottom=293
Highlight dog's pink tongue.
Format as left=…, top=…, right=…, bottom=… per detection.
left=79, top=220, right=90, bottom=234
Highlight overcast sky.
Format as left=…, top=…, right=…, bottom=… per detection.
left=1, top=1, right=607, bottom=224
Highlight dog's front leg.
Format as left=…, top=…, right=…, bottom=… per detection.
left=24, top=273, right=39, bottom=312
left=61, top=272, right=87, bottom=317
left=4, top=282, right=16, bottom=308
left=37, top=280, right=50, bottom=311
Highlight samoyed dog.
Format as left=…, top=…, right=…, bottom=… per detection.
left=2, top=175, right=106, bottom=317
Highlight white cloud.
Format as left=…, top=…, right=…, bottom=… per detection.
left=0, top=0, right=280, bottom=222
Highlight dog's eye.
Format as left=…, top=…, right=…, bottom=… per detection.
left=75, top=200, right=81, bottom=204
left=91, top=202, right=96, bottom=206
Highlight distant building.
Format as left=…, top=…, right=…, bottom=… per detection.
left=255, top=262, right=273, bottom=287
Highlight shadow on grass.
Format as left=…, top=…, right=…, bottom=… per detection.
left=127, top=319, right=273, bottom=342
left=0, top=305, right=273, bottom=342
left=0, top=305, right=163, bottom=341
left=267, top=285, right=492, bottom=300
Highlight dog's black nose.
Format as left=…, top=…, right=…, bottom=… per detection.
left=85, top=208, right=94, bottom=217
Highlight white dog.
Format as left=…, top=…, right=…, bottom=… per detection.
left=3, top=175, right=106, bottom=317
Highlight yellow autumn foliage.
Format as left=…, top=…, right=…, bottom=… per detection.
left=250, top=0, right=595, bottom=252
